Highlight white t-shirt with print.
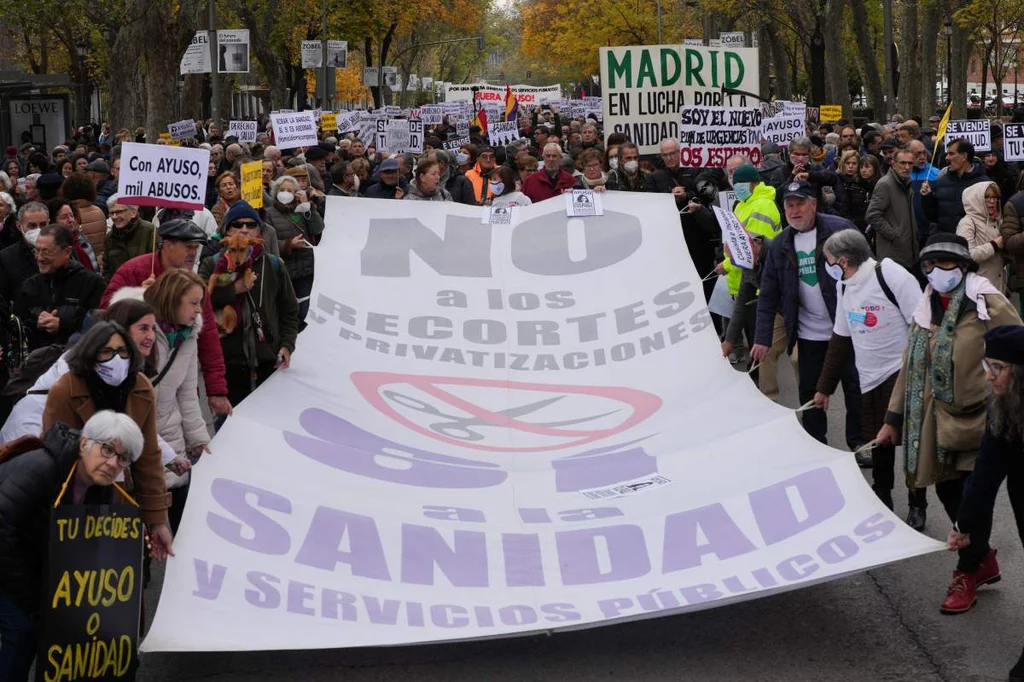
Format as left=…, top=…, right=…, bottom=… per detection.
left=833, top=257, right=922, bottom=392
left=793, top=228, right=833, bottom=341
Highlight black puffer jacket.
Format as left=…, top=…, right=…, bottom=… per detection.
left=265, top=204, right=324, bottom=281
left=922, top=161, right=988, bottom=233
left=0, top=423, right=99, bottom=611
left=0, top=236, right=37, bottom=301
left=840, top=175, right=875, bottom=233
left=14, top=259, right=106, bottom=351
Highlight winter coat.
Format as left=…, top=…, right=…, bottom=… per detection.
left=445, top=171, right=477, bottom=205
left=0, top=236, right=36, bottom=301
left=753, top=213, right=854, bottom=352
left=649, top=165, right=702, bottom=206
left=885, top=284, right=1022, bottom=488
left=42, top=371, right=170, bottom=524
left=866, top=168, right=919, bottom=270
left=721, top=183, right=781, bottom=295
left=73, top=200, right=106, bottom=265
left=465, top=163, right=493, bottom=204
left=101, top=252, right=228, bottom=397
left=1000, top=190, right=1024, bottom=290
left=266, top=203, right=323, bottom=282
left=0, top=423, right=130, bottom=611
left=363, top=181, right=407, bottom=200
left=911, top=164, right=940, bottom=244
left=839, top=174, right=873, bottom=232
left=605, top=168, right=651, bottom=192
left=766, top=162, right=843, bottom=217
left=922, top=162, right=988, bottom=234
left=521, top=168, right=575, bottom=203
left=199, top=249, right=298, bottom=367
left=957, top=425, right=1024, bottom=536
left=984, top=154, right=1019, bottom=206
left=956, top=181, right=1005, bottom=292
left=103, top=217, right=156, bottom=280
left=405, top=180, right=452, bottom=201
left=14, top=260, right=105, bottom=351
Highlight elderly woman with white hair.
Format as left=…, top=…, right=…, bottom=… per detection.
left=267, top=173, right=323, bottom=321
left=0, top=411, right=151, bottom=680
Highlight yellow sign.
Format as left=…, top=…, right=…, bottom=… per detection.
left=240, top=160, right=263, bottom=209
left=320, top=112, right=337, bottom=132
left=157, top=132, right=180, bottom=147
left=820, top=105, right=843, bottom=122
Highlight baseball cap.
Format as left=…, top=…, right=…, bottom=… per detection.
left=783, top=180, right=815, bottom=200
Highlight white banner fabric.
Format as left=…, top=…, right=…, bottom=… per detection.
left=143, top=194, right=941, bottom=652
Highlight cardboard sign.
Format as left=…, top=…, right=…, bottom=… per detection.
left=947, top=119, right=991, bottom=152
left=319, top=112, right=337, bottom=132
left=488, top=120, right=519, bottom=147
left=442, top=135, right=471, bottom=151
left=226, top=120, right=257, bottom=143
left=679, top=105, right=762, bottom=168
left=38, top=504, right=143, bottom=681
left=760, top=100, right=806, bottom=145
left=375, top=118, right=424, bottom=154
left=1004, top=123, right=1024, bottom=161
left=481, top=205, right=520, bottom=226
left=336, top=110, right=361, bottom=133
left=269, top=111, right=319, bottom=150
left=117, top=142, right=209, bottom=210
left=240, top=160, right=263, bottom=209
left=565, top=189, right=604, bottom=216
left=419, top=105, right=443, bottom=125
left=820, top=104, right=842, bottom=122
left=168, top=119, right=196, bottom=141
left=713, top=205, right=755, bottom=269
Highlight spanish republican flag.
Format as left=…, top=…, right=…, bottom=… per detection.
left=472, top=105, right=488, bottom=133
left=503, top=84, right=519, bottom=123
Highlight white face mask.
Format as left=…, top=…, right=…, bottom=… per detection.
left=277, top=190, right=295, bottom=205
left=24, top=228, right=40, bottom=246
left=927, top=265, right=964, bottom=293
left=825, top=261, right=844, bottom=281
left=608, top=157, right=619, bottom=170
left=624, top=160, right=639, bottom=174
left=294, top=202, right=311, bottom=214
left=351, top=175, right=360, bottom=191
left=95, top=354, right=131, bottom=387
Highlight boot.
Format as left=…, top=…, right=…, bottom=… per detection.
left=906, top=506, right=926, bottom=532
left=1009, top=645, right=1024, bottom=681
left=940, top=570, right=978, bottom=614
left=975, top=548, right=1002, bottom=587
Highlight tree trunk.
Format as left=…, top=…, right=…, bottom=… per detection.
left=919, top=0, right=940, bottom=117
left=758, top=18, right=772, bottom=99
left=229, top=0, right=290, bottom=110
left=850, top=0, right=885, bottom=112
left=898, top=0, right=922, bottom=119
left=141, top=0, right=202, bottom=139
left=950, top=22, right=972, bottom=119
left=823, top=0, right=852, bottom=112
left=106, top=23, right=147, bottom=133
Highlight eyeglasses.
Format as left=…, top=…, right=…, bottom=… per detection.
left=93, top=439, right=131, bottom=467
left=96, top=345, right=131, bottom=362
left=982, top=358, right=1010, bottom=376
left=23, top=221, right=46, bottom=229
left=34, top=246, right=65, bottom=258
left=110, top=208, right=132, bottom=217
left=230, top=220, right=259, bottom=229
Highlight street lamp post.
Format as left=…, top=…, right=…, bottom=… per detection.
left=655, top=0, right=663, bottom=44
left=945, top=21, right=953, bottom=110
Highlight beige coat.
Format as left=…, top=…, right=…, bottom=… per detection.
left=887, top=290, right=1022, bottom=487
left=956, top=181, right=1005, bottom=292
left=73, top=199, right=107, bottom=268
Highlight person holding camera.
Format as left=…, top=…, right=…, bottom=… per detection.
left=766, top=136, right=844, bottom=220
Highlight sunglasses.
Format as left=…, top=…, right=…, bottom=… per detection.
left=230, top=220, right=259, bottom=229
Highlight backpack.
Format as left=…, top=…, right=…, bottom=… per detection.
left=1, top=344, right=66, bottom=403
left=841, top=262, right=900, bottom=307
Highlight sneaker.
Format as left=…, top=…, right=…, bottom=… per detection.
left=940, top=570, right=978, bottom=614
left=906, top=506, right=926, bottom=532
left=975, top=548, right=1001, bottom=587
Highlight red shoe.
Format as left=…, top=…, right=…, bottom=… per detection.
left=940, top=571, right=978, bottom=614
left=975, top=548, right=1001, bottom=587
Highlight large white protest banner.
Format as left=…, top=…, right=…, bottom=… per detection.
left=947, top=119, right=991, bottom=152
left=376, top=118, right=424, bottom=154
left=488, top=120, right=520, bottom=146
left=227, top=120, right=257, bottom=143
left=679, top=105, right=762, bottom=167
left=217, top=30, right=250, bottom=73
left=180, top=31, right=212, bottom=75
left=270, top=111, right=319, bottom=149
left=301, top=40, right=322, bottom=68
left=445, top=83, right=562, bottom=107
left=116, top=142, right=209, bottom=211
left=601, top=45, right=760, bottom=155
left=143, top=193, right=941, bottom=653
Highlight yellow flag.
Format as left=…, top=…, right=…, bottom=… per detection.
left=240, top=160, right=263, bottom=209
left=934, top=103, right=953, bottom=144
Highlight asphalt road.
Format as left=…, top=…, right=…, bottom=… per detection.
left=136, top=356, right=1024, bottom=682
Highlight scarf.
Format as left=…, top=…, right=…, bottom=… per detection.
left=582, top=173, right=607, bottom=188
left=902, top=278, right=968, bottom=477
left=82, top=369, right=136, bottom=414
left=159, top=319, right=193, bottom=350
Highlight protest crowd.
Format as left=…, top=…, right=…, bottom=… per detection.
left=1, top=87, right=1024, bottom=679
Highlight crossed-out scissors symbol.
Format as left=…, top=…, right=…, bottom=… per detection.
left=382, top=390, right=620, bottom=442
